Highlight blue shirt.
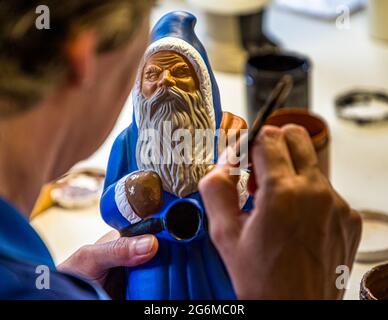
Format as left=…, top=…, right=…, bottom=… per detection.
left=0, top=197, right=108, bottom=300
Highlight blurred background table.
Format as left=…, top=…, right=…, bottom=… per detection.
left=32, top=0, right=388, bottom=300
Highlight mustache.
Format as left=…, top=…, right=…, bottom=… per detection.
left=147, top=86, right=190, bottom=110
left=136, top=84, right=211, bottom=133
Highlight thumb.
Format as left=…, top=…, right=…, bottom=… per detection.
left=91, top=234, right=158, bottom=272
left=58, top=233, right=158, bottom=283
left=199, top=161, right=242, bottom=254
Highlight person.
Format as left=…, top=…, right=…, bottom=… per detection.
left=100, top=11, right=251, bottom=300
left=0, top=0, right=361, bottom=300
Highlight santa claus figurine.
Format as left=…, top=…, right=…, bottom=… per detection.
left=100, top=11, right=252, bottom=300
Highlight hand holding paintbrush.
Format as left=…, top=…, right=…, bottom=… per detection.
left=198, top=73, right=361, bottom=300
left=233, top=75, right=293, bottom=170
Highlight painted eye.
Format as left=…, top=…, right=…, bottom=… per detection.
left=145, top=72, right=160, bottom=81
left=144, top=66, right=162, bottom=82
left=173, top=66, right=190, bottom=78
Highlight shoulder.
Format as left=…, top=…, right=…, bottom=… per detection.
left=109, top=124, right=138, bottom=160
left=111, top=126, right=131, bottom=150
left=104, top=124, right=137, bottom=186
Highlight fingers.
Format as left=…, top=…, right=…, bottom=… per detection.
left=251, top=126, right=296, bottom=186
left=251, top=124, right=320, bottom=187
left=281, top=124, right=319, bottom=175
left=199, top=162, right=242, bottom=253
left=216, top=143, right=242, bottom=184
left=58, top=234, right=158, bottom=284
left=89, top=235, right=158, bottom=272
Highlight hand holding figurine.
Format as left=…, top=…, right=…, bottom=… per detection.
left=58, top=230, right=158, bottom=299
left=199, top=124, right=362, bottom=300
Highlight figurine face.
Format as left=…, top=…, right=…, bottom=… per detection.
left=135, top=50, right=213, bottom=197
left=141, top=51, right=199, bottom=99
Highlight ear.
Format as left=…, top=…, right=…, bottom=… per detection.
left=63, top=31, right=97, bottom=87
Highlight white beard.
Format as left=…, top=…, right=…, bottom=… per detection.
left=135, top=86, right=214, bottom=197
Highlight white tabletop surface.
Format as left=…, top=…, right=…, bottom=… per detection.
left=31, top=0, right=388, bottom=300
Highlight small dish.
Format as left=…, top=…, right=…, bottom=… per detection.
left=356, top=210, right=388, bottom=263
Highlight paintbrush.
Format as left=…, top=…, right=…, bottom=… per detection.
left=236, top=74, right=293, bottom=161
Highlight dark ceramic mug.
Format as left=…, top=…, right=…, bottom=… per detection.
left=246, top=52, right=311, bottom=127
left=360, top=262, right=388, bottom=300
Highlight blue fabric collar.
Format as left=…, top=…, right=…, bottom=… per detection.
left=0, top=197, right=55, bottom=269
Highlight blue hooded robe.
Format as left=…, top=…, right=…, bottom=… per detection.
left=100, top=11, right=252, bottom=300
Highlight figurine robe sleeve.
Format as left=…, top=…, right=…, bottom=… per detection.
left=100, top=128, right=142, bottom=230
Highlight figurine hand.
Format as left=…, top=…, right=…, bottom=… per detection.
left=57, top=230, right=158, bottom=299
left=199, top=125, right=362, bottom=300
left=125, top=170, right=163, bottom=219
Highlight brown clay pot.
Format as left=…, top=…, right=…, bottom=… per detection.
left=265, top=108, right=330, bottom=178
left=360, top=263, right=388, bottom=300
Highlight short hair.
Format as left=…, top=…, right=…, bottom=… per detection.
left=0, top=0, right=153, bottom=117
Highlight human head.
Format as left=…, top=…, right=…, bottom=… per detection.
left=0, top=0, right=153, bottom=180
left=0, top=1, right=155, bottom=212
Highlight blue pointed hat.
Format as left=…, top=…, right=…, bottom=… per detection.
left=132, top=11, right=223, bottom=131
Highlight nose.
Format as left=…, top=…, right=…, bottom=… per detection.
left=158, top=70, right=176, bottom=87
